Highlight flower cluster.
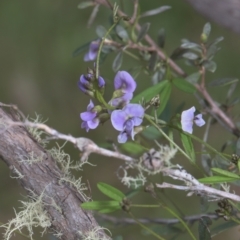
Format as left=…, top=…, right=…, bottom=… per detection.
left=78, top=70, right=144, bottom=143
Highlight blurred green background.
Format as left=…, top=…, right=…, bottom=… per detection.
left=1, top=0, right=240, bottom=239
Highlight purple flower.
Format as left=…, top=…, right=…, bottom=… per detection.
left=181, top=106, right=205, bottom=134
left=111, top=104, right=144, bottom=143
left=114, top=71, right=136, bottom=93
left=80, top=100, right=100, bottom=132
left=84, top=40, right=100, bottom=62
left=110, top=71, right=137, bottom=107
left=78, top=74, right=105, bottom=95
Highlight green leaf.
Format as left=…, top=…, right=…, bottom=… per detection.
left=72, top=41, right=91, bottom=57
left=115, top=25, right=129, bottom=41
left=172, top=78, right=196, bottom=93
left=132, top=79, right=168, bottom=103
left=120, top=142, right=145, bottom=155
left=201, top=23, right=211, bottom=43
left=198, top=176, right=240, bottom=184
left=203, top=60, right=217, bottom=73
left=182, top=52, right=199, bottom=60
left=137, top=22, right=150, bottom=42
left=99, top=205, right=121, bottom=213
left=198, top=217, right=212, bottom=240
left=157, top=81, right=172, bottom=116
left=97, top=182, right=125, bottom=201
left=180, top=133, right=195, bottom=164
left=157, top=28, right=165, bottom=48
left=211, top=168, right=240, bottom=179
left=78, top=1, right=94, bottom=9
left=96, top=25, right=107, bottom=38
left=185, top=72, right=201, bottom=84
left=140, top=6, right=171, bottom=18
left=208, top=78, right=238, bottom=87
left=181, top=42, right=201, bottom=50
left=112, top=52, right=123, bottom=72
left=141, top=126, right=161, bottom=140
left=81, top=200, right=120, bottom=211
left=148, top=52, right=158, bottom=72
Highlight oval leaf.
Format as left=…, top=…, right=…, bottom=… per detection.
left=172, top=78, right=196, bottom=93
left=112, top=52, right=123, bottom=72
left=182, top=52, right=199, bottom=60
left=81, top=200, right=120, bottom=211
left=116, top=25, right=129, bottom=41
left=121, top=142, right=145, bottom=155
left=211, top=168, right=240, bottom=179
left=96, top=25, right=107, bottom=38
left=157, top=81, right=172, bottom=116
left=78, top=1, right=94, bottom=9
left=140, top=6, right=171, bottom=18
left=97, top=182, right=125, bottom=201
left=198, top=176, right=240, bottom=184
left=137, top=23, right=150, bottom=42
left=208, top=78, right=238, bottom=87
left=132, top=79, right=168, bottom=103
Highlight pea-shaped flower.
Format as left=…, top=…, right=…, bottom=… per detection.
left=110, top=71, right=137, bottom=108
left=84, top=40, right=100, bottom=62
left=80, top=100, right=100, bottom=132
left=181, top=106, right=205, bottom=134
left=111, top=103, right=144, bottom=143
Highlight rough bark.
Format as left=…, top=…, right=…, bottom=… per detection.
left=186, top=0, right=240, bottom=35
left=0, top=107, right=110, bottom=240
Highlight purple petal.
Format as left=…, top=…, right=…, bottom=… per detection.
left=83, top=41, right=99, bottom=62
left=118, top=132, right=128, bottom=143
left=181, top=107, right=195, bottom=134
left=114, top=71, right=136, bottom=93
left=181, top=107, right=195, bottom=123
left=81, top=121, right=90, bottom=132
left=98, top=76, right=105, bottom=88
left=181, top=121, right=193, bottom=134
left=111, top=109, right=127, bottom=131
left=124, top=120, right=134, bottom=135
left=87, top=118, right=100, bottom=129
left=124, top=104, right=145, bottom=119
left=194, top=114, right=205, bottom=127
left=87, top=100, right=94, bottom=111
left=80, top=111, right=96, bottom=121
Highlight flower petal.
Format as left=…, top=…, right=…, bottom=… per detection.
left=118, top=131, right=128, bottom=143
left=84, top=41, right=99, bottom=62
left=181, top=106, right=195, bottom=124
left=81, top=121, right=90, bottom=132
left=80, top=111, right=96, bottom=121
left=181, top=121, right=193, bottom=134
left=87, top=100, right=94, bottom=111
left=111, top=109, right=127, bottom=131
left=98, top=76, right=105, bottom=88
left=194, top=114, right=205, bottom=127
left=88, top=118, right=100, bottom=129
left=124, top=104, right=145, bottom=119
left=114, top=71, right=136, bottom=93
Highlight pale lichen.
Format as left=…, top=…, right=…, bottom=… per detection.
left=3, top=190, right=51, bottom=240
left=79, top=226, right=111, bottom=240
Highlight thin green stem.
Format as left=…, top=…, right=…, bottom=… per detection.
left=96, top=20, right=121, bottom=79
left=145, top=114, right=191, bottom=161
left=163, top=206, right=197, bottom=240
left=128, top=212, right=166, bottom=240
left=230, top=216, right=240, bottom=225
left=123, top=49, right=140, bottom=60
